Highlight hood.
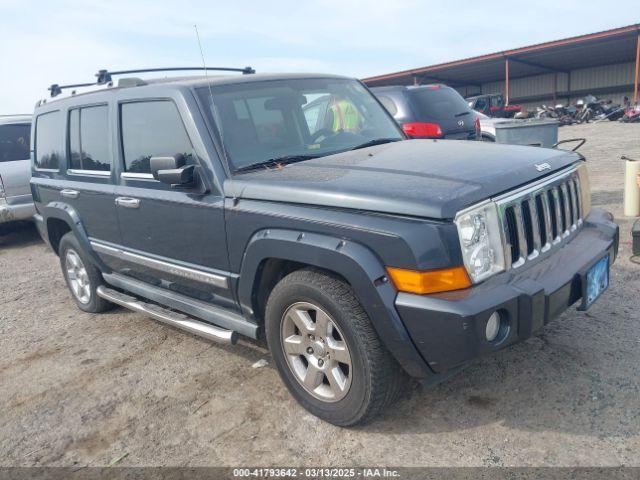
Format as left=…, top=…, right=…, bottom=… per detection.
left=224, top=140, right=581, bottom=219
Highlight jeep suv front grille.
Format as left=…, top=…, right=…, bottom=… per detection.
left=497, top=168, right=583, bottom=269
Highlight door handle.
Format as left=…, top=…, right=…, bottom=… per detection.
left=115, top=197, right=140, bottom=209
left=60, top=189, right=79, bottom=199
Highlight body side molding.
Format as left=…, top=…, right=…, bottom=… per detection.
left=91, top=240, right=229, bottom=289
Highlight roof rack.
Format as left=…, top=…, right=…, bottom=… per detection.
left=95, top=66, right=255, bottom=85
left=47, top=66, right=255, bottom=97
left=48, top=82, right=96, bottom=98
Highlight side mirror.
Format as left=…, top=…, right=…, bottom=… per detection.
left=150, top=154, right=195, bottom=187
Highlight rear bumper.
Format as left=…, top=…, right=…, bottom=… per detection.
left=0, top=196, right=36, bottom=223
left=396, top=208, right=619, bottom=374
left=443, top=131, right=477, bottom=140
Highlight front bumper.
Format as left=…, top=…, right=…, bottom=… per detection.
left=396, top=208, right=619, bottom=374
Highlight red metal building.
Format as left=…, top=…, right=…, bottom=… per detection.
left=363, top=24, right=640, bottom=108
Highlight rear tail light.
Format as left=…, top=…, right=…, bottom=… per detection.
left=475, top=117, right=481, bottom=138
left=402, top=122, right=443, bottom=138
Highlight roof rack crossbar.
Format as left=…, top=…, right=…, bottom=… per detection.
left=96, top=66, right=255, bottom=84
left=48, top=82, right=96, bottom=98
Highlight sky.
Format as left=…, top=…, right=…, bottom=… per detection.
left=0, top=0, right=638, bottom=114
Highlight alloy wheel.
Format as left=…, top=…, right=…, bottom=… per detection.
left=280, top=302, right=353, bottom=402
left=65, top=249, right=91, bottom=304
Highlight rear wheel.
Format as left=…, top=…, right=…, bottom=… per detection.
left=265, top=269, right=406, bottom=426
left=59, top=232, right=113, bottom=313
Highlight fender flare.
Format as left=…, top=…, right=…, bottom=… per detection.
left=39, top=202, right=110, bottom=271
left=237, top=229, right=433, bottom=378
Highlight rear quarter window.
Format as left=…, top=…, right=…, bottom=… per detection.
left=35, top=111, right=62, bottom=170
left=0, top=123, right=30, bottom=163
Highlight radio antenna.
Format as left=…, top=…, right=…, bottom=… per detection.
left=194, top=24, right=232, bottom=177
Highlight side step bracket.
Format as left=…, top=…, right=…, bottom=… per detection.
left=96, top=286, right=238, bottom=345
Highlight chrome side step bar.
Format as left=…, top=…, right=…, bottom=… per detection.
left=96, top=286, right=238, bottom=345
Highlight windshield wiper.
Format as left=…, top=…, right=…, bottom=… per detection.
left=234, top=154, right=319, bottom=173
left=455, top=111, right=471, bottom=117
left=349, top=138, right=402, bottom=151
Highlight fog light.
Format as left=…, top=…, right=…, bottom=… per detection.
left=485, top=311, right=501, bottom=342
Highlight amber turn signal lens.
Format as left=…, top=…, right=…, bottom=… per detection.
left=386, top=266, right=472, bottom=295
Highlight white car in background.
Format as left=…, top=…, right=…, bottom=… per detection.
left=0, top=115, right=35, bottom=224
left=476, top=112, right=501, bottom=141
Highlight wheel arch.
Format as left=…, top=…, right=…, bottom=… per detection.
left=238, top=229, right=433, bottom=378
left=46, top=217, right=72, bottom=255
left=39, top=202, right=107, bottom=270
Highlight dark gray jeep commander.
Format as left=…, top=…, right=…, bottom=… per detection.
left=31, top=69, right=618, bottom=426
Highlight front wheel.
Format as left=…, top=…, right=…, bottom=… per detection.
left=265, top=269, right=406, bottom=426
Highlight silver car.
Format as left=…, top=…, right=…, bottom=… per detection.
left=0, top=115, right=35, bottom=224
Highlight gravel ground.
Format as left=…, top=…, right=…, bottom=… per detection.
left=0, top=121, right=639, bottom=468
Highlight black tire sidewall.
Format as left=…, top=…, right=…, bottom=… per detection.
left=266, top=276, right=373, bottom=426
left=58, top=233, right=107, bottom=313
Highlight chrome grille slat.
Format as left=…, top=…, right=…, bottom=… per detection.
left=568, top=179, right=579, bottom=231
left=496, top=168, right=583, bottom=270
left=573, top=177, right=583, bottom=226
left=512, top=203, right=527, bottom=268
left=502, top=208, right=513, bottom=268
left=526, top=197, right=541, bottom=258
left=551, top=186, right=564, bottom=240
left=559, top=182, right=571, bottom=237
left=539, top=192, right=553, bottom=252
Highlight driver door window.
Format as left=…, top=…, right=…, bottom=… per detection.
left=120, top=100, right=194, bottom=175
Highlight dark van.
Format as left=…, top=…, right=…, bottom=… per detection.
left=370, top=84, right=480, bottom=140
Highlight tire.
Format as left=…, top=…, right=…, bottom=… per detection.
left=58, top=232, right=113, bottom=313
left=265, top=268, right=407, bottom=426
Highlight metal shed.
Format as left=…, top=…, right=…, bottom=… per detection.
left=362, top=24, right=640, bottom=109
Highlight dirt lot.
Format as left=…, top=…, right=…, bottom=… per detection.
left=1, top=122, right=639, bottom=468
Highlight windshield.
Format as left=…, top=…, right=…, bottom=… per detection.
left=196, top=78, right=403, bottom=172
left=408, top=86, right=472, bottom=120
left=490, top=95, right=504, bottom=108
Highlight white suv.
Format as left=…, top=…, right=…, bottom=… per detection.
left=0, top=115, right=35, bottom=224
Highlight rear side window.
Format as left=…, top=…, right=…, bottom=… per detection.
left=68, top=105, right=110, bottom=171
left=409, top=87, right=471, bottom=120
left=35, top=111, right=62, bottom=169
left=0, top=123, right=30, bottom=163
left=120, top=101, right=193, bottom=174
